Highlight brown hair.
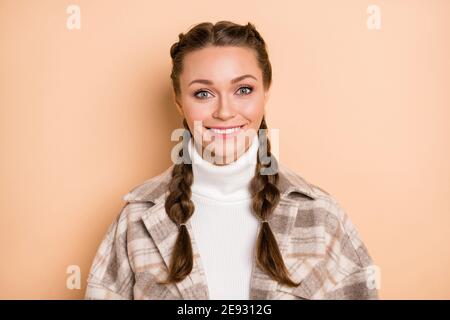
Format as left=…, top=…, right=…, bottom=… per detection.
left=159, top=21, right=300, bottom=287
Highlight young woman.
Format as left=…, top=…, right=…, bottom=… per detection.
left=85, top=21, right=379, bottom=300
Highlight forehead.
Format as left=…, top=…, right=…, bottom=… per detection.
left=180, top=46, right=261, bottom=83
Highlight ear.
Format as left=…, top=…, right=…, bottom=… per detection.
left=174, top=96, right=184, bottom=117
left=264, top=88, right=270, bottom=104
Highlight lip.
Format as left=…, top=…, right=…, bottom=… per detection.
left=204, top=125, right=246, bottom=129
left=204, top=124, right=247, bottom=139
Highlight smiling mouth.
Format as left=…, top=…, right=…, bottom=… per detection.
left=204, top=124, right=246, bottom=134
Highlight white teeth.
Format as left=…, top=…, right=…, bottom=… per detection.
left=209, top=126, right=241, bottom=134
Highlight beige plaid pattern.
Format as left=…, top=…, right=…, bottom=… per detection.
left=85, top=163, right=379, bottom=300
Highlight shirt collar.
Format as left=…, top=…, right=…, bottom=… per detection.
left=123, top=161, right=318, bottom=204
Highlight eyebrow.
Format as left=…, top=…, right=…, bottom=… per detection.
left=188, top=74, right=257, bottom=87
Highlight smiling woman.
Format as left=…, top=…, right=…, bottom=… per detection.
left=175, top=44, right=269, bottom=164
left=84, top=20, right=379, bottom=300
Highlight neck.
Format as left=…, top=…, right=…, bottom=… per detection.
left=187, top=134, right=259, bottom=202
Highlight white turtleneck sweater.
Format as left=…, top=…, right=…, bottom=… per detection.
left=187, top=134, right=260, bottom=300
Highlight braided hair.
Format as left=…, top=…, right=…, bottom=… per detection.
left=159, top=21, right=299, bottom=287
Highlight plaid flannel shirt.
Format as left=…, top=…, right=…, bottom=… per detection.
left=85, top=163, right=379, bottom=300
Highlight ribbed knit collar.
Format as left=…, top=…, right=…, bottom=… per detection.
left=187, top=134, right=259, bottom=202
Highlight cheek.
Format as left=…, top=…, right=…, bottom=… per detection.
left=238, top=97, right=265, bottom=121
left=182, top=104, right=211, bottom=127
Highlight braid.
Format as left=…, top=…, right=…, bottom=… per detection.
left=170, top=33, right=186, bottom=59
left=157, top=119, right=195, bottom=284
left=250, top=117, right=301, bottom=287
left=245, top=22, right=266, bottom=45
left=159, top=117, right=298, bottom=287
left=165, top=21, right=296, bottom=288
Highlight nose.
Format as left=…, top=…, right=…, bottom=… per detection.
left=212, top=95, right=236, bottom=121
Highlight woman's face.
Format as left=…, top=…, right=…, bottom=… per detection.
left=175, top=45, right=270, bottom=165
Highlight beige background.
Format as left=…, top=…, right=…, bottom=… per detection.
left=1, top=0, right=449, bottom=299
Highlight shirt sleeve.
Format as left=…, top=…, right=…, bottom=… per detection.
left=84, top=203, right=135, bottom=300
left=321, top=198, right=380, bottom=300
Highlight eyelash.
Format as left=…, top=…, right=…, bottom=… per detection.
left=193, top=85, right=254, bottom=100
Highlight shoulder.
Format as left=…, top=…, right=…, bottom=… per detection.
left=122, top=165, right=175, bottom=204
left=109, top=164, right=176, bottom=234
left=278, top=163, right=374, bottom=268
left=277, top=162, right=332, bottom=200
left=97, top=164, right=175, bottom=247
